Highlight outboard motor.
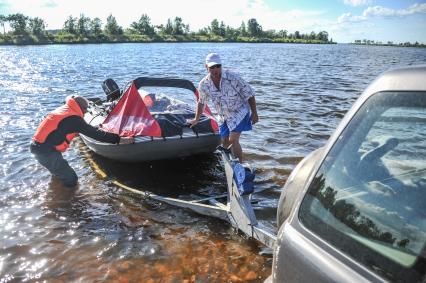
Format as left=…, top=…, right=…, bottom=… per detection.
left=102, top=78, right=121, bottom=102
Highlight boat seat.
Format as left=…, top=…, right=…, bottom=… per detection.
left=153, top=113, right=215, bottom=137
left=191, top=116, right=215, bottom=134
left=154, top=114, right=183, bottom=137
left=155, top=113, right=187, bottom=127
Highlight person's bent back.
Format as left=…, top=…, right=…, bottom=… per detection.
left=30, top=95, right=133, bottom=187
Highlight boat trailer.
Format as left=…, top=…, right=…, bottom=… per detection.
left=87, top=147, right=277, bottom=248
left=157, top=148, right=277, bottom=248
left=86, top=146, right=277, bottom=248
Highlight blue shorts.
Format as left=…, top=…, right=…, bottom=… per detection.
left=219, top=112, right=252, bottom=138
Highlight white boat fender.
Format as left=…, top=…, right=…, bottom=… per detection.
left=232, top=162, right=255, bottom=195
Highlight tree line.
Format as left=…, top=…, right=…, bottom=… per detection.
left=353, top=39, right=425, bottom=48
left=0, top=13, right=332, bottom=45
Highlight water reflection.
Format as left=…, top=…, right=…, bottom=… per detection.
left=43, top=177, right=78, bottom=211
left=310, top=174, right=409, bottom=246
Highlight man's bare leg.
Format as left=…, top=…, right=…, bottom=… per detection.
left=229, top=132, right=243, bottom=163
left=222, top=136, right=231, bottom=149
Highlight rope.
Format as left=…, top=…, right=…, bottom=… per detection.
left=82, top=150, right=152, bottom=200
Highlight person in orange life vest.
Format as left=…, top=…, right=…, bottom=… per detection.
left=30, top=95, right=134, bottom=187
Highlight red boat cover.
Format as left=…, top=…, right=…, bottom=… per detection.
left=101, top=83, right=162, bottom=137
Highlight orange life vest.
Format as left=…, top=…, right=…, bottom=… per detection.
left=32, top=97, right=84, bottom=152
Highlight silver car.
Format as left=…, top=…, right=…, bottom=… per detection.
left=270, top=65, right=426, bottom=282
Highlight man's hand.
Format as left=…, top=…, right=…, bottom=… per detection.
left=251, top=112, right=259, bottom=125
left=119, top=137, right=135, bottom=145
left=186, top=118, right=199, bottom=128
left=187, top=102, right=205, bottom=128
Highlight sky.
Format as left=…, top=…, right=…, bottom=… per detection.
left=0, top=0, right=425, bottom=43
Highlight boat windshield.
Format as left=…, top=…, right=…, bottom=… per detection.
left=139, top=89, right=194, bottom=114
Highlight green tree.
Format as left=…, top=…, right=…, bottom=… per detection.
left=184, top=24, right=190, bottom=34
left=197, top=27, right=208, bottom=36
left=219, top=21, right=226, bottom=37
left=172, top=17, right=184, bottom=35
left=317, top=31, right=328, bottom=42
left=276, top=29, right=287, bottom=38
left=263, top=29, right=276, bottom=38
left=163, top=18, right=173, bottom=35
left=225, top=25, right=239, bottom=38
left=131, top=14, right=155, bottom=36
left=104, top=14, right=123, bottom=35
left=91, top=17, right=102, bottom=36
left=8, top=13, right=29, bottom=34
left=239, top=21, right=247, bottom=36
left=209, top=19, right=220, bottom=35
left=77, top=14, right=91, bottom=36
left=247, top=18, right=262, bottom=37
left=63, top=15, right=77, bottom=34
left=155, top=24, right=164, bottom=34
left=29, top=17, right=46, bottom=36
left=0, top=15, right=7, bottom=35
left=294, top=30, right=300, bottom=39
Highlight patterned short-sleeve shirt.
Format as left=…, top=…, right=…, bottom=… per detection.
left=198, top=70, right=254, bottom=131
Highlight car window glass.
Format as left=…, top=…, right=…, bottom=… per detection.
left=299, top=92, right=426, bottom=282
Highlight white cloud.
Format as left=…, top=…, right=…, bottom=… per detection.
left=330, top=3, right=426, bottom=42
left=363, top=6, right=397, bottom=17
left=343, top=0, right=372, bottom=7
left=337, top=3, right=426, bottom=24
left=337, top=12, right=366, bottom=23
left=363, top=3, right=426, bottom=17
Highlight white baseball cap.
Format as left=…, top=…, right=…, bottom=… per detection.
left=205, top=53, right=222, bottom=67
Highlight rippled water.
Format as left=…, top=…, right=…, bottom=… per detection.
left=0, top=43, right=425, bottom=282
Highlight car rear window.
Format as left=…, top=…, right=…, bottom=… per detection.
left=299, top=91, right=426, bottom=282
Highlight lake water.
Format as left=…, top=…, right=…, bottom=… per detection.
left=0, top=43, right=425, bottom=282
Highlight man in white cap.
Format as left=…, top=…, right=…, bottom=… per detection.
left=30, top=95, right=134, bottom=187
left=189, top=53, right=258, bottom=162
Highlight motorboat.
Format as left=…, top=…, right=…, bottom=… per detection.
left=81, top=77, right=221, bottom=162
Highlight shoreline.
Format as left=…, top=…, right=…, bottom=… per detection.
left=0, top=34, right=334, bottom=46
left=2, top=39, right=424, bottom=47
left=0, top=41, right=336, bottom=46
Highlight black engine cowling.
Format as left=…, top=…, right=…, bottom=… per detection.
left=102, top=78, right=121, bottom=101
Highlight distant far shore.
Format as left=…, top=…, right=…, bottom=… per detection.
left=351, top=40, right=426, bottom=48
